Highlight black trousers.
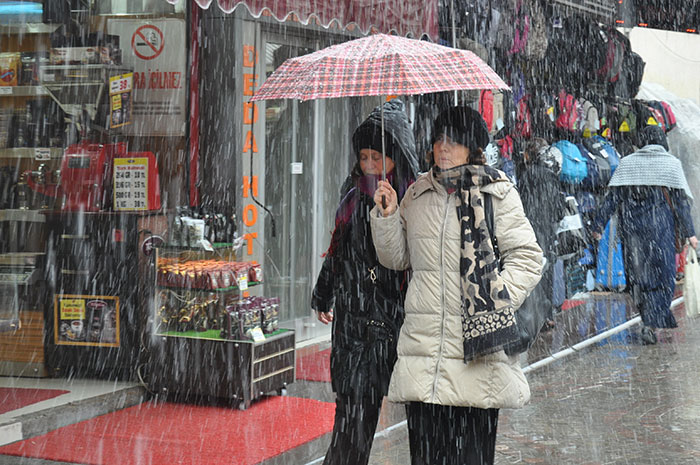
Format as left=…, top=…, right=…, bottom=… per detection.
left=322, top=394, right=382, bottom=465
left=406, top=402, right=499, bottom=465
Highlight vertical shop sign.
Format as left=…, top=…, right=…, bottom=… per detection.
left=109, top=73, right=133, bottom=129
left=107, top=18, right=186, bottom=136
left=114, top=157, right=149, bottom=211
left=54, top=295, right=120, bottom=347
left=241, top=42, right=259, bottom=259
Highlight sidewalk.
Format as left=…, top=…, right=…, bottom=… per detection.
left=0, top=291, right=690, bottom=465
left=366, top=297, right=697, bottom=465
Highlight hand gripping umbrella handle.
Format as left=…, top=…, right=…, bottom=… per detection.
left=381, top=98, right=387, bottom=210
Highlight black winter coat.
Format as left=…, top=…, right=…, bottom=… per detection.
left=312, top=192, right=407, bottom=400
left=311, top=99, right=417, bottom=401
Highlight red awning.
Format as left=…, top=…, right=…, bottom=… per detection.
left=169, top=0, right=438, bottom=40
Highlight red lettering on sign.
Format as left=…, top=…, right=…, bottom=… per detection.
left=242, top=131, right=258, bottom=154
left=243, top=45, right=258, bottom=68
left=243, top=74, right=258, bottom=96
left=243, top=232, right=258, bottom=256
left=243, top=204, right=258, bottom=227
left=242, top=176, right=259, bottom=198
left=243, top=102, right=258, bottom=124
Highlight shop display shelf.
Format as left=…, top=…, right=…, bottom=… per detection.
left=0, top=86, right=50, bottom=97
left=155, top=281, right=261, bottom=293
left=0, top=147, right=63, bottom=160
left=157, top=242, right=238, bottom=250
left=156, top=328, right=289, bottom=341
left=0, top=23, right=61, bottom=35
left=0, top=209, right=46, bottom=223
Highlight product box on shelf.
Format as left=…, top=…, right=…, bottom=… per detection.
left=219, top=296, right=280, bottom=340
left=0, top=53, right=20, bottom=86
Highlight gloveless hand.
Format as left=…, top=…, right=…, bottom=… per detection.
left=373, top=180, right=398, bottom=217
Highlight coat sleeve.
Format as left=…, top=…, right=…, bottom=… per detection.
left=494, top=187, right=543, bottom=310
left=370, top=201, right=411, bottom=271
left=671, top=188, right=696, bottom=239
left=311, top=254, right=335, bottom=313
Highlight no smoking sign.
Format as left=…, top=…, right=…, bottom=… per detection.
left=131, top=25, right=164, bottom=60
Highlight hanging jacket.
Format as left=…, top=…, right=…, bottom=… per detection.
left=519, top=160, right=566, bottom=258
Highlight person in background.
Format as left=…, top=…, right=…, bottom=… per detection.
left=370, top=106, right=542, bottom=465
left=519, top=138, right=567, bottom=328
left=593, top=125, right=697, bottom=345
left=311, top=99, right=419, bottom=465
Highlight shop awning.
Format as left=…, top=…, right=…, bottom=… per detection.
left=168, top=0, right=438, bottom=40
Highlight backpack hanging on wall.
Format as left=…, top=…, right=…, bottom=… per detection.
left=660, top=101, right=677, bottom=130
left=580, top=99, right=600, bottom=136
left=597, top=27, right=629, bottom=84
left=479, top=89, right=507, bottom=135
left=614, top=51, right=646, bottom=99
left=576, top=142, right=610, bottom=191
left=556, top=90, right=581, bottom=132
left=514, top=95, right=532, bottom=139
left=584, top=135, right=620, bottom=175
left=554, top=140, right=587, bottom=184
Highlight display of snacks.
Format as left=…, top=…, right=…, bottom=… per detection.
left=156, top=290, right=221, bottom=333
left=219, top=296, right=281, bottom=340
left=157, top=259, right=263, bottom=290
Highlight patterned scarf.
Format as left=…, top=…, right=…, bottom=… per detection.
left=434, top=164, right=518, bottom=362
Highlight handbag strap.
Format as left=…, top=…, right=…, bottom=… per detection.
left=483, top=193, right=501, bottom=269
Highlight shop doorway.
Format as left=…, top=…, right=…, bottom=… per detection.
left=262, top=33, right=357, bottom=342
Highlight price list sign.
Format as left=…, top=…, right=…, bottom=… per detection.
left=109, top=72, right=133, bottom=129
left=114, top=157, right=149, bottom=211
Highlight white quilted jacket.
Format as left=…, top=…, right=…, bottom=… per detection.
left=370, top=169, right=543, bottom=409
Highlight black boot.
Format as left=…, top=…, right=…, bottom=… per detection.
left=640, top=326, right=657, bottom=345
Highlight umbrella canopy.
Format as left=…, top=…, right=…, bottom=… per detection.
left=250, top=33, right=509, bottom=101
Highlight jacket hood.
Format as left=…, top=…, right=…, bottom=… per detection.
left=352, top=99, right=420, bottom=182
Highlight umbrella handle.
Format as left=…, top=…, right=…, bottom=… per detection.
left=382, top=195, right=387, bottom=209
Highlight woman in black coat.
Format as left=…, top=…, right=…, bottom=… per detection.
left=311, top=99, right=418, bottom=465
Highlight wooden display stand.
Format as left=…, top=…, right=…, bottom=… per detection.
left=148, top=329, right=295, bottom=410
left=148, top=246, right=295, bottom=409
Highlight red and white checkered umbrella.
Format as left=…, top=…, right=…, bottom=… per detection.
left=251, top=33, right=508, bottom=102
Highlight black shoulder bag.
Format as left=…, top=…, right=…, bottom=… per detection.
left=484, top=194, right=549, bottom=356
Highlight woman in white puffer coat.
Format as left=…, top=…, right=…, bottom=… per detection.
left=371, top=106, right=542, bottom=465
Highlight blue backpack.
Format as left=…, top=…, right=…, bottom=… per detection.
left=554, top=140, right=587, bottom=184
left=596, top=218, right=626, bottom=290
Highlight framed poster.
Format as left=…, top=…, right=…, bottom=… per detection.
left=54, top=295, right=120, bottom=347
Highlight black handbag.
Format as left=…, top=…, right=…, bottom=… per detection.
left=484, top=193, right=549, bottom=356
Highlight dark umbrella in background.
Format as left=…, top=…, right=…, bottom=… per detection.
left=251, top=33, right=510, bottom=183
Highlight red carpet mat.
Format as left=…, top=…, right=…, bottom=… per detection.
left=296, top=348, right=331, bottom=382
left=0, top=396, right=335, bottom=465
left=0, top=388, right=70, bottom=415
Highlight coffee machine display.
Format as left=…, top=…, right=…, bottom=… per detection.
left=20, top=142, right=162, bottom=213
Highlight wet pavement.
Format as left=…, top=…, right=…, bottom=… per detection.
left=2, top=292, right=700, bottom=465
left=366, top=300, right=700, bottom=465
